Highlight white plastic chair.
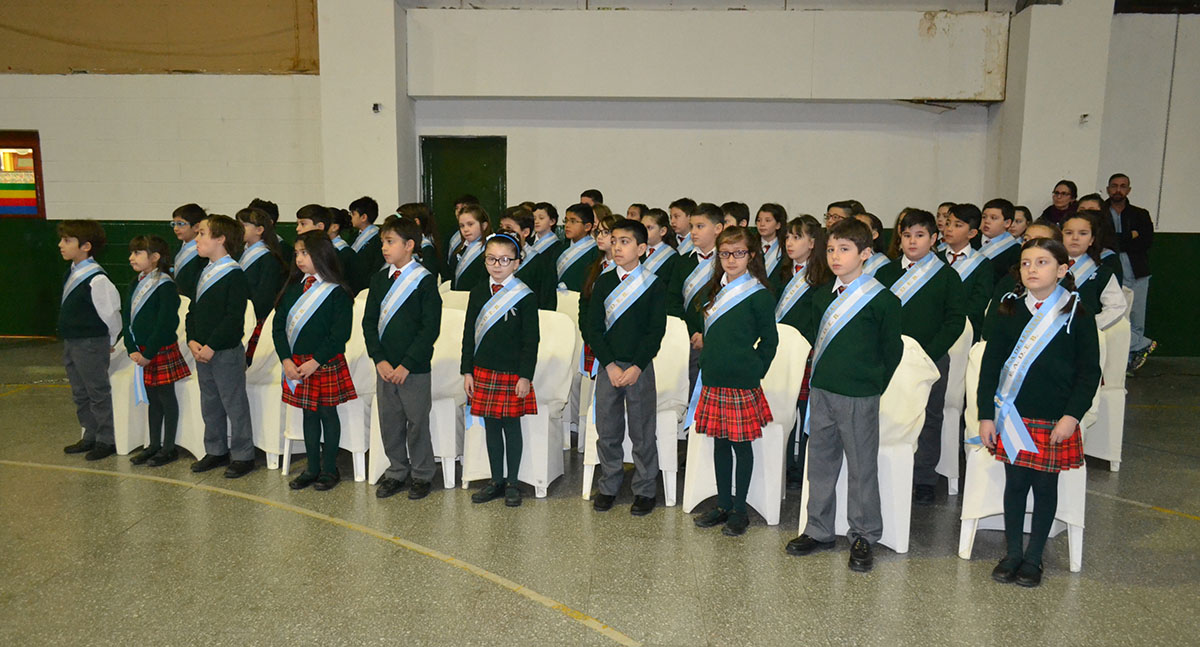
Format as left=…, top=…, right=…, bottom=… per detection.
left=554, top=290, right=590, bottom=452
left=245, top=309, right=284, bottom=470
left=459, top=310, right=575, bottom=497
left=439, top=280, right=452, bottom=294
left=1085, top=311, right=1131, bottom=472
left=107, top=344, right=140, bottom=455
left=796, top=336, right=939, bottom=553
left=680, top=325, right=810, bottom=526
left=579, top=316, right=691, bottom=506
left=440, top=290, right=470, bottom=311
left=936, top=321, right=974, bottom=495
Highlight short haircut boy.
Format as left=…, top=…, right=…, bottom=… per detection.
left=720, top=201, right=750, bottom=225
left=533, top=201, right=559, bottom=224
left=57, top=220, right=107, bottom=257
left=949, top=203, right=982, bottom=230
left=827, top=217, right=873, bottom=252
left=381, top=214, right=422, bottom=244
left=502, top=206, right=535, bottom=234
left=982, top=198, right=1015, bottom=222
left=938, top=201, right=956, bottom=211
left=612, top=218, right=648, bottom=246
left=173, top=203, right=207, bottom=227
left=349, top=196, right=380, bottom=223
left=565, top=203, right=596, bottom=225
left=692, top=202, right=724, bottom=226
left=900, top=209, right=937, bottom=235
left=297, top=204, right=332, bottom=230
left=581, top=189, right=604, bottom=204
left=248, top=198, right=280, bottom=223
left=206, top=214, right=245, bottom=258
left=669, top=197, right=697, bottom=215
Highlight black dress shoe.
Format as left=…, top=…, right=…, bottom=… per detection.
left=913, top=484, right=936, bottom=506
left=992, top=557, right=1022, bottom=584
left=313, top=471, right=341, bottom=491
left=504, top=485, right=522, bottom=507
left=408, top=480, right=433, bottom=500
left=289, top=471, right=319, bottom=490
left=785, top=534, right=836, bottom=556
left=694, top=507, right=729, bottom=528
left=471, top=481, right=505, bottom=504
left=630, top=496, right=656, bottom=517
left=148, top=448, right=179, bottom=467
left=1015, top=561, right=1043, bottom=588
left=64, top=439, right=94, bottom=454
left=376, top=477, right=406, bottom=499
left=224, top=460, right=255, bottom=479
left=130, top=447, right=158, bottom=465
left=848, top=537, right=874, bottom=573
left=592, top=493, right=615, bottom=512
left=722, top=511, right=749, bottom=536
left=84, top=443, right=116, bottom=461
left=191, top=453, right=230, bottom=473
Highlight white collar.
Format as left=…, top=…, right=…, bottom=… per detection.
left=695, top=247, right=715, bottom=260
left=390, top=258, right=417, bottom=274
left=490, top=274, right=514, bottom=289
left=1024, top=291, right=1053, bottom=312
left=1069, top=255, right=1083, bottom=264
left=833, top=277, right=852, bottom=292
left=947, top=243, right=973, bottom=257
left=304, top=272, right=326, bottom=285
left=903, top=252, right=932, bottom=269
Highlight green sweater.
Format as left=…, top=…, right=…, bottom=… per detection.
left=583, top=268, right=667, bottom=370
left=517, top=248, right=558, bottom=311
left=460, top=281, right=540, bottom=380
left=184, top=263, right=249, bottom=351
left=699, top=288, right=779, bottom=389
left=417, top=240, right=440, bottom=277
left=555, top=240, right=599, bottom=293
left=875, top=258, right=966, bottom=360
left=1101, top=252, right=1123, bottom=286
left=642, top=246, right=680, bottom=284
left=977, top=298, right=1101, bottom=421
left=776, top=275, right=828, bottom=345
left=451, top=251, right=488, bottom=293
left=976, top=240, right=1021, bottom=283
left=667, top=251, right=717, bottom=335
left=272, top=280, right=353, bottom=364
left=362, top=266, right=442, bottom=373
left=806, top=283, right=903, bottom=397
left=58, top=269, right=110, bottom=340
left=123, top=275, right=180, bottom=359
left=335, top=246, right=357, bottom=286
left=173, top=254, right=203, bottom=301
left=350, top=233, right=384, bottom=294
left=1074, top=261, right=1116, bottom=319
left=243, top=254, right=285, bottom=321
left=939, top=248, right=994, bottom=343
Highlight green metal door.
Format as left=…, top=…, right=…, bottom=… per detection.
left=420, top=136, right=506, bottom=252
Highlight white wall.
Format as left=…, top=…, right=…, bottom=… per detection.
left=0, top=75, right=323, bottom=221
left=414, top=98, right=988, bottom=219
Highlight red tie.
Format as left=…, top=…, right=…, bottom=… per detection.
left=620, top=273, right=629, bottom=281
left=390, top=270, right=401, bottom=281
left=950, top=252, right=963, bottom=266
left=303, top=276, right=315, bottom=293
left=837, top=286, right=846, bottom=295
left=699, top=252, right=711, bottom=260
left=491, top=283, right=502, bottom=295
left=794, top=264, right=803, bottom=274
left=647, top=247, right=655, bottom=256
left=1068, top=259, right=1076, bottom=268
left=1035, top=301, right=1043, bottom=310
left=764, top=245, right=770, bottom=254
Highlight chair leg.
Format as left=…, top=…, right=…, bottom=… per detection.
left=440, top=458, right=455, bottom=489
left=266, top=453, right=279, bottom=471
left=948, top=477, right=959, bottom=497
left=1110, top=461, right=1120, bottom=472
left=663, top=471, right=677, bottom=507
left=281, top=439, right=292, bottom=476
left=536, top=486, right=547, bottom=498
left=353, top=451, right=365, bottom=482
left=581, top=464, right=595, bottom=500
left=1068, top=523, right=1083, bottom=572
left=958, top=518, right=978, bottom=560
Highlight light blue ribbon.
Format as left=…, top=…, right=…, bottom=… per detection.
left=351, top=224, right=379, bottom=252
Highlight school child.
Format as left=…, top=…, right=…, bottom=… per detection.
left=668, top=197, right=698, bottom=255
left=531, top=202, right=564, bottom=260
left=348, top=195, right=383, bottom=293
left=1075, top=194, right=1124, bottom=286
left=578, top=214, right=621, bottom=379
left=939, top=203, right=995, bottom=342
left=452, top=204, right=493, bottom=292
left=690, top=227, right=779, bottom=536
left=585, top=218, right=668, bottom=516
left=461, top=233, right=540, bottom=507
left=756, top=203, right=789, bottom=289
left=330, top=207, right=359, bottom=273
left=626, top=203, right=649, bottom=220
left=249, top=198, right=292, bottom=267
left=170, top=203, right=206, bottom=300
left=824, top=201, right=853, bottom=229
left=295, top=204, right=354, bottom=279
left=125, top=236, right=190, bottom=466
left=364, top=218, right=442, bottom=500
left=1010, top=206, right=1031, bottom=241
left=398, top=202, right=441, bottom=276
left=237, top=207, right=286, bottom=365
left=580, top=189, right=604, bottom=206
left=977, top=198, right=1022, bottom=282
left=721, top=201, right=750, bottom=228
left=985, top=222, right=1062, bottom=328
left=500, top=206, right=557, bottom=310
left=935, top=201, right=955, bottom=251
left=1062, top=211, right=1126, bottom=331
left=555, top=203, right=600, bottom=292
left=875, top=209, right=966, bottom=506
left=185, top=214, right=255, bottom=477
left=443, top=194, right=480, bottom=279
left=668, top=203, right=724, bottom=396
left=978, top=238, right=1101, bottom=587
left=786, top=218, right=902, bottom=573
left=640, top=208, right=680, bottom=282
left=854, top=212, right=890, bottom=276
left=58, top=220, right=122, bottom=461
left=774, top=215, right=832, bottom=490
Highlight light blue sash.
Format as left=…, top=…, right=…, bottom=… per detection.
left=676, top=233, right=694, bottom=256
left=1100, top=248, right=1115, bottom=260
left=601, top=260, right=616, bottom=275
left=603, top=264, right=656, bottom=331
left=556, top=237, right=597, bottom=281
left=704, top=273, right=765, bottom=334
left=351, top=224, right=379, bottom=252
left=890, top=253, right=944, bottom=305
left=642, top=244, right=678, bottom=274
left=936, top=241, right=948, bottom=254
left=949, top=248, right=986, bottom=280
left=62, top=259, right=104, bottom=304
left=172, top=240, right=198, bottom=274
left=862, top=252, right=890, bottom=276
left=285, top=280, right=337, bottom=352
left=130, top=270, right=173, bottom=406
left=446, top=230, right=463, bottom=264
left=377, top=265, right=431, bottom=334
left=332, top=236, right=350, bottom=252
left=238, top=241, right=270, bottom=271
left=455, top=240, right=484, bottom=283
left=812, top=275, right=884, bottom=369
left=531, top=232, right=558, bottom=257
left=763, top=238, right=782, bottom=275
left=195, top=257, right=239, bottom=300
left=474, top=279, right=534, bottom=351
left=774, top=268, right=811, bottom=322
left=980, top=232, right=1019, bottom=260
left=1069, top=255, right=1099, bottom=288
left=682, top=255, right=715, bottom=308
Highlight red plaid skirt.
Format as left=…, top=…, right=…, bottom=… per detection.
left=991, top=417, right=1083, bottom=473
left=282, top=353, right=358, bottom=411
left=797, top=351, right=813, bottom=403
left=245, top=317, right=266, bottom=365
left=582, top=344, right=596, bottom=374
left=470, top=366, right=537, bottom=419
left=141, top=344, right=191, bottom=386
left=695, top=386, right=774, bottom=442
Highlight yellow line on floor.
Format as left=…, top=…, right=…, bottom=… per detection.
left=1087, top=489, right=1200, bottom=522
left=0, top=385, right=32, bottom=397
left=0, top=459, right=642, bottom=647
left=0, top=384, right=70, bottom=396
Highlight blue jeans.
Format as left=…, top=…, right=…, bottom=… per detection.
left=1121, top=253, right=1153, bottom=353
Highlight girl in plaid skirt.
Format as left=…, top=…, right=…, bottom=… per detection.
left=126, top=236, right=190, bottom=467
left=462, top=233, right=540, bottom=508
left=978, top=238, right=1101, bottom=588
left=692, top=227, right=779, bottom=536
left=274, top=232, right=358, bottom=492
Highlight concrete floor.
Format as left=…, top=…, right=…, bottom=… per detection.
left=0, top=339, right=1197, bottom=646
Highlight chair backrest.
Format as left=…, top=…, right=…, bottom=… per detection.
left=963, top=341, right=987, bottom=442
left=439, top=280, right=452, bottom=294
left=344, top=290, right=376, bottom=395
left=531, top=310, right=577, bottom=410
left=431, top=307, right=467, bottom=403
left=245, top=310, right=279, bottom=384
left=441, top=290, right=470, bottom=311
left=943, top=320, right=974, bottom=410
left=879, top=335, right=940, bottom=447
left=653, top=316, right=691, bottom=414
left=1100, top=317, right=1131, bottom=390
left=176, top=296, right=197, bottom=373
left=555, top=289, right=581, bottom=327
left=760, top=325, right=811, bottom=434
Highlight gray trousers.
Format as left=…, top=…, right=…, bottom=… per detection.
left=196, top=346, right=255, bottom=460
left=914, top=354, right=950, bottom=487
left=376, top=372, right=435, bottom=482
left=63, top=337, right=114, bottom=445
left=805, top=388, right=883, bottom=544
left=594, top=361, right=659, bottom=498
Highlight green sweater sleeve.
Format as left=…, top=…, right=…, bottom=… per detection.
left=751, top=291, right=779, bottom=378
left=460, top=289, right=483, bottom=375
left=634, top=279, right=668, bottom=370
left=400, top=279, right=442, bottom=372
left=146, top=287, right=181, bottom=359
left=362, top=273, right=384, bottom=363
left=272, top=285, right=296, bottom=362
left=312, top=289, right=352, bottom=365
left=517, top=294, right=540, bottom=380
left=976, top=306, right=1012, bottom=421
left=927, top=269, right=967, bottom=360
left=880, top=293, right=903, bottom=385
left=1064, top=311, right=1102, bottom=420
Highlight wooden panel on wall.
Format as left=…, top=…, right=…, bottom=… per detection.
left=0, top=0, right=319, bottom=74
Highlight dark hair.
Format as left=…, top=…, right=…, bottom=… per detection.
left=565, top=203, right=595, bottom=225
left=827, top=217, right=873, bottom=253
left=856, top=211, right=887, bottom=253
left=627, top=203, right=649, bottom=219
left=172, top=203, right=206, bottom=227
left=281, top=232, right=350, bottom=303
left=886, top=208, right=909, bottom=260
left=349, top=196, right=379, bottom=223
left=456, top=204, right=492, bottom=255
left=756, top=203, right=788, bottom=229
left=580, top=189, right=604, bottom=204
left=949, top=202, right=983, bottom=230
left=205, top=214, right=244, bottom=258
left=57, top=220, right=107, bottom=257
left=129, top=235, right=172, bottom=273
left=668, top=197, right=697, bottom=215
left=998, top=238, right=1080, bottom=317
left=331, top=207, right=352, bottom=233
left=720, top=202, right=750, bottom=226
left=692, top=202, right=724, bottom=226
left=500, top=206, right=535, bottom=242
left=1054, top=180, right=1078, bottom=200
left=296, top=204, right=331, bottom=230
left=1108, top=173, right=1129, bottom=184
left=898, top=209, right=937, bottom=238
left=381, top=215, right=422, bottom=248
left=845, top=200, right=866, bottom=215
left=701, top=227, right=773, bottom=313
left=938, top=201, right=956, bottom=211
left=611, top=217, right=648, bottom=246
left=236, top=207, right=284, bottom=268
left=983, top=198, right=1015, bottom=223
left=642, top=208, right=676, bottom=249
left=484, top=232, right=522, bottom=262
left=782, top=215, right=832, bottom=288
left=533, top=202, right=559, bottom=224
left=1076, top=193, right=1104, bottom=209
left=1063, top=210, right=1104, bottom=263
left=1024, top=221, right=1063, bottom=243
left=248, top=198, right=279, bottom=223
left=1013, top=205, right=1031, bottom=221
left=454, top=194, right=480, bottom=207
left=580, top=213, right=621, bottom=298
left=826, top=201, right=854, bottom=217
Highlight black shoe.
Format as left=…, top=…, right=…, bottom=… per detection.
left=472, top=481, right=505, bottom=504
left=1015, top=561, right=1043, bottom=588
left=848, top=537, right=874, bottom=572
left=313, top=471, right=341, bottom=491
left=785, top=478, right=804, bottom=492
left=408, top=480, right=433, bottom=500
left=191, top=453, right=230, bottom=473
left=722, top=511, right=749, bottom=536
left=592, top=493, right=615, bottom=512
left=630, top=495, right=656, bottom=517
left=84, top=443, right=116, bottom=461
left=913, top=484, right=936, bottom=506
left=992, top=556, right=1022, bottom=584
left=504, top=485, right=522, bottom=507
left=694, top=507, right=729, bottom=528
left=376, top=477, right=406, bottom=499
left=224, top=460, right=255, bottom=479
left=147, top=448, right=179, bottom=467
left=64, top=439, right=94, bottom=454
left=130, top=447, right=159, bottom=465
left=785, top=534, right=836, bottom=556
left=289, top=471, right=319, bottom=490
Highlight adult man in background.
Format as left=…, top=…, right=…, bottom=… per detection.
left=1104, top=173, right=1156, bottom=372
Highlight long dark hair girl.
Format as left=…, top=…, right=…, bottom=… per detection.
left=581, top=212, right=621, bottom=301
left=277, top=231, right=352, bottom=307
left=643, top=207, right=677, bottom=249
left=455, top=204, right=492, bottom=257
left=997, top=238, right=1080, bottom=317
left=780, top=215, right=832, bottom=287
left=1063, top=210, right=1104, bottom=263
left=236, top=207, right=285, bottom=270
left=701, top=226, right=773, bottom=314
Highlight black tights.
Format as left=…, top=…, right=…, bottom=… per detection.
left=146, top=384, right=178, bottom=451
left=302, top=406, right=341, bottom=475
left=714, top=438, right=753, bottom=514
left=485, top=417, right=522, bottom=485
left=1003, top=463, right=1060, bottom=565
